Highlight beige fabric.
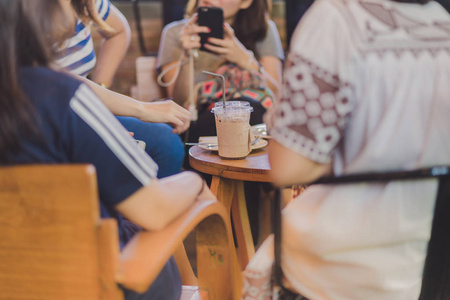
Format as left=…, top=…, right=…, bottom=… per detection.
left=244, top=0, right=450, bottom=299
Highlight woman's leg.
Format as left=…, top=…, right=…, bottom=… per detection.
left=117, top=117, right=184, bottom=178
left=114, top=119, right=184, bottom=299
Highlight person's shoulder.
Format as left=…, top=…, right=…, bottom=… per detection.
left=267, top=19, right=277, bottom=29
left=94, top=0, right=111, bottom=20
left=257, top=19, right=285, bottom=59
left=162, top=18, right=189, bottom=33
left=167, top=18, right=189, bottom=27
left=296, top=0, right=349, bottom=29
left=434, top=0, right=450, bottom=15
left=310, top=0, right=347, bottom=12
left=265, top=19, right=276, bottom=33
left=19, top=67, right=83, bottom=104
left=265, top=19, right=282, bottom=39
left=415, top=0, right=450, bottom=19
left=21, top=67, right=81, bottom=89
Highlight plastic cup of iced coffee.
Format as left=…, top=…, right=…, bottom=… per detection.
left=211, top=101, right=254, bottom=159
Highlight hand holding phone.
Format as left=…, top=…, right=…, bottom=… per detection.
left=197, top=7, right=224, bottom=52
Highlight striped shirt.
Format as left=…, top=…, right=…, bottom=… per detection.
left=55, top=0, right=110, bottom=76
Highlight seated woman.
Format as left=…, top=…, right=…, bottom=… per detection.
left=57, top=0, right=191, bottom=178
left=0, top=1, right=216, bottom=299
left=243, top=0, right=450, bottom=299
left=157, top=0, right=284, bottom=142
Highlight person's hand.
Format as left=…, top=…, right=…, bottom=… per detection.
left=137, top=99, right=191, bottom=134
left=203, top=23, right=250, bottom=68
left=179, top=14, right=210, bottom=55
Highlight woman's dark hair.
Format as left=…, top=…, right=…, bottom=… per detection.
left=233, top=0, right=269, bottom=58
left=0, top=0, right=66, bottom=162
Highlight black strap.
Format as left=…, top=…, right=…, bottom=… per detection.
left=419, top=175, right=450, bottom=299
left=272, top=188, right=283, bottom=287
left=313, top=166, right=449, bottom=184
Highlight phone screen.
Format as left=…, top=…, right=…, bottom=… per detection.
left=197, top=7, right=224, bottom=52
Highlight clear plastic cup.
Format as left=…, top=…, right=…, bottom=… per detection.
left=211, top=101, right=254, bottom=159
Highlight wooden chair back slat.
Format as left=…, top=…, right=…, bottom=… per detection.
left=0, top=164, right=110, bottom=300
left=0, top=164, right=239, bottom=300
left=98, top=218, right=123, bottom=300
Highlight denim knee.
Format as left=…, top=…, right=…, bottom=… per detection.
left=116, top=117, right=184, bottom=178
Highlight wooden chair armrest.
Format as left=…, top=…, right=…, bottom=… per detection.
left=116, top=199, right=241, bottom=299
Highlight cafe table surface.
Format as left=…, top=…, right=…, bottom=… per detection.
left=189, top=144, right=271, bottom=270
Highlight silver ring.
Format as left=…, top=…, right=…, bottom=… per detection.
left=190, top=35, right=195, bottom=41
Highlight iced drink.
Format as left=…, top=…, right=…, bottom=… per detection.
left=212, top=101, right=254, bottom=159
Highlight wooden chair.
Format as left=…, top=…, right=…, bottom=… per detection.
left=0, top=164, right=243, bottom=300
left=272, top=166, right=450, bottom=299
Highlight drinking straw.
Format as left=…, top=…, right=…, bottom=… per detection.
left=203, top=71, right=226, bottom=111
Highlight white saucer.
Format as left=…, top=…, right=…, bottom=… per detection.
left=198, top=136, right=268, bottom=152
left=251, top=123, right=271, bottom=139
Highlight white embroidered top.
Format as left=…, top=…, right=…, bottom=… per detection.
left=244, top=0, right=450, bottom=299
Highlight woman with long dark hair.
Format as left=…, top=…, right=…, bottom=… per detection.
left=158, top=0, right=283, bottom=103
left=0, top=1, right=216, bottom=299
left=157, top=0, right=284, bottom=142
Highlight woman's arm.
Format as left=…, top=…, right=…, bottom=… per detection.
left=71, top=4, right=190, bottom=133
left=160, top=16, right=209, bottom=105
left=259, top=55, right=282, bottom=99
left=115, top=171, right=216, bottom=231
left=269, top=140, right=332, bottom=187
left=76, top=76, right=191, bottom=134
left=91, top=4, right=131, bottom=87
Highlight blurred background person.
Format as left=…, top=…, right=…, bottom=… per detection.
left=242, top=0, right=450, bottom=299
left=157, top=0, right=284, bottom=142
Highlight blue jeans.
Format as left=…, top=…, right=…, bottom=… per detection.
left=121, top=257, right=181, bottom=300
left=120, top=221, right=182, bottom=300
left=116, top=118, right=184, bottom=299
left=117, top=117, right=184, bottom=178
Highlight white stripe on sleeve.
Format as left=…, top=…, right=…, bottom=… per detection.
left=69, top=84, right=158, bottom=185
left=76, top=86, right=158, bottom=172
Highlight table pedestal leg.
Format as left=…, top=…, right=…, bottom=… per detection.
left=210, top=176, right=255, bottom=270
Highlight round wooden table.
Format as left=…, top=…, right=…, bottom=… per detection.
left=189, top=145, right=271, bottom=270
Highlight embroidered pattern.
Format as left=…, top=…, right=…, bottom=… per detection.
left=356, top=0, right=450, bottom=56
left=272, top=54, right=353, bottom=163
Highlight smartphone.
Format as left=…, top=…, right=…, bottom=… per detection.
left=197, top=6, right=224, bottom=52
